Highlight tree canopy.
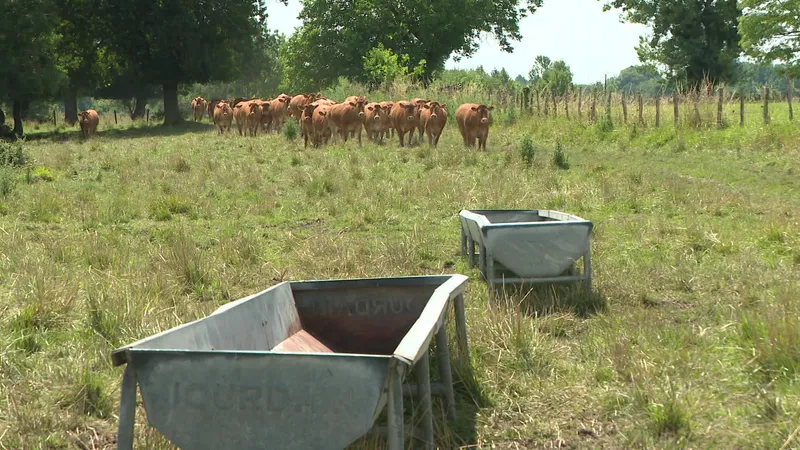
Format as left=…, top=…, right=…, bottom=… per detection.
left=528, top=56, right=573, bottom=95
left=602, top=0, right=741, bottom=87
left=0, top=0, right=63, bottom=136
left=739, top=0, right=800, bottom=77
left=281, top=0, right=543, bottom=91
left=100, top=0, right=275, bottom=124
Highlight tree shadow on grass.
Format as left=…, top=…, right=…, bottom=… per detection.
left=18, top=121, right=216, bottom=143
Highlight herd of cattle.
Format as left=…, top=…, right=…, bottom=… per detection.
left=192, top=94, right=496, bottom=150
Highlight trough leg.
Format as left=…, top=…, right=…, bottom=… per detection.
left=414, top=352, right=434, bottom=450
left=454, top=294, right=470, bottom=364
left=460, top=226, right=467, bottom=259
left=388, top=364, right=405, bottom=450
left=486, top=248, right=495, bottom=297
left=477, top=242, right=486, bottom=280
left=468, top=237, right=476, bottom=269
left=583, top=246, right=592, bottom=294
left=117, top=365, right=137, bottom=450
left=435, top=325, right=457, bottom=422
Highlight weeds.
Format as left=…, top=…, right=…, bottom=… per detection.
left=518, top=134, right=535, bottom=166
left=552, top=140, right=570, bottom=170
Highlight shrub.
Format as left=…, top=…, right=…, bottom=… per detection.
left=552, top=140, right=570, bottom=170
left=283, top=119, right=299, bottom=141
left=0, top=140, right=28, bottom=167
left=518, top=135, right=535, bottom=166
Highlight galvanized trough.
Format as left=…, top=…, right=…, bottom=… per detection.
left=111, top=275, right=470, bottom=450
left=459, top=209, right=593, bottom=294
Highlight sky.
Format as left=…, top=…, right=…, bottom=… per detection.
left=264, top=0, right=651, bottom=85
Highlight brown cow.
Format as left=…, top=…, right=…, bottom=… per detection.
left=300, top=102, right=318, bottom=148
left=327, top=99, right=366, bottom=145
left=289, top=93, right=318, bottom=122
left=390, top=101, right=418, bottom=147
left=344, top=96, right=367, bottom=138
left=362, top=103, right=387, bottom=143
left=419, top=101, right=447, bottom=147
left=379, top=101, right=395, bottom=139
left=313, top=104, right=332, bottom=147
left=78, top=109, right=99, bottom=138
left=265, top=97, right=290, bottom=132
left=408, top=98, right=430, bottom=144
left=207, top=99, right=222, bottom=123
left=213, top=101, right=234, bottom=135
left=455, top=103, right=494, bottom=151
left=241, top=101, right=263, bottom=136
left=191, top=97, right=207, bottom=122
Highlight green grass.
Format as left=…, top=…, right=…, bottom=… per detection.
left=0, top=106, right=799, bottom=450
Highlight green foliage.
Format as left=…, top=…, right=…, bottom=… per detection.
left=0, top=141, right=28, bottom=167
left=283, top=119, right=298, bottom=141
left=0, top=168, right=16, bottom=197
left=518, top=135, right=535, bottom=166
left=739, top=0, right=800, bottom=77
left=602, top=0, right=741, bottom=86
left=282, top=0, right=543, bottom=90
left=530, top=57, right=573, bottom=95
left=608, top=65, right=666, bottom=96
left=363, top=44, right=426, bottom=88
left=552, top=140, right=570, bottom=170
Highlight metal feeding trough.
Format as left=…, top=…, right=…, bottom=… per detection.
left=111, top=275, right=470, bottom=450
left=459, top=209, right=593, bottom=294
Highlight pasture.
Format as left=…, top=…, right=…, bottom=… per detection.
left=0, top=99, right=799, bottom=449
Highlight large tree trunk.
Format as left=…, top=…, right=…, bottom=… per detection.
left=64, top=87, right=78, bottom=125
left=12, top=100, right=24, bottom=137
left=131, top=91, right=147, bottom=120
left=131, top=89, right=147, bottom=120
left=162, top=81, right=182, bottom=126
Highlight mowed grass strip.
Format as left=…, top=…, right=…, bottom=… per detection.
left=0, top=109, right=798, bottom=449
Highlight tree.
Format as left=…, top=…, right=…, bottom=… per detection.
left=740, top=0, right=800, bottom=77
left=101, top=0, right=276, bottom=125
left=609, top=64, right=666, bottom=96
left=601, top=0, right=741, bottom=87
left=282, top=0, right=543, bottom=90
left=528, top=56, right=572, bottom=95
left=54, top=0, right=107, bottom=124
left=542, top=60, right=573, bottom=96
left=362, top=44, right=426, bottom=88
left=0, top=0, right=63, bottom=137
left=528, top=55, right=552, bottom=84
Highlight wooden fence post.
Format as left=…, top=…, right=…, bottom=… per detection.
left=787, top=73, right=794, bottom=121
left=552, top=90, right=558, bottom=118
left=590, top=90, right=597, bottom=122
left=53, top=109, right=56, bottom=127
left=692, top=92, right=701, bottom=127
left=655, top=96, right=661, bottom=128
left=146, top=108, right=150, bottom=123
left=544, top=90, right=550, bottom=116
left=565, top=91, right=570, bottom=120
left=673, top=92, right=679, bottom=126
left=717, top=87, right=724, bottom=129
left=114, top=110, right=118, bottom=125
left=637, top=93, right=644, bottom=125
left=740, top=89, right=745, bottom=127
left=578, top=87, right=583, bottom=119
left=621, top=91, right=628, bottom=124
left=764, top=85, right=770, bottom=124
left=522, top=87, right=530, bottom=113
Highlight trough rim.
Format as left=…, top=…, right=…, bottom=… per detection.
left=111, top=274, right=469, bottom=367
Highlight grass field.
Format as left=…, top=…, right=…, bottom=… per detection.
left=0, top=103, right=799, bottom=449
